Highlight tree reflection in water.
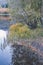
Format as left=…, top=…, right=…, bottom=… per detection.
left=11, top=45, right=41, bottom=65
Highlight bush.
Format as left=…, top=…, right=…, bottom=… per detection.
left=8, top=23, right=31, bottom=42
left=24, top=4, right=41, bottom=29
left=27, top=12, right=41, bottom=29
left=8, top=23, right=43, bottom=43
left=27, top=15, right=37, bottom=29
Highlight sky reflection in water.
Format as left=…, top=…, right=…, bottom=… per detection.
left=0, top=30, right=12, bottom=65
left=0, top=46, right=12, bottom=65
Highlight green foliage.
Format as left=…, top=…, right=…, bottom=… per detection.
left=7, top=0, right=42, bottom=28
left=28, top=12, right=40, bottom=28
left=24, top=4, right=41, bottom=29
left=31, top=0, right=42, bottom=11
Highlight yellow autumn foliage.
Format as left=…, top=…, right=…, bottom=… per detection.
left=8, top=23, right=43, bottom=42
left=8, top=23, right=31, bottom=41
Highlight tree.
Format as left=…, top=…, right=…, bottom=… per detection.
left=7, top=0, right=42, bottom=28
left=31, top=0, right=42, bottom=11
left=7, top=0, right=22, bottom=21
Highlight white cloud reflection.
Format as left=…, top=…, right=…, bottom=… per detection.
left=0, top=30, right=7, bottom=50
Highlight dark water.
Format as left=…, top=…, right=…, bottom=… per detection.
left=0, top=20, right=11, bottom=30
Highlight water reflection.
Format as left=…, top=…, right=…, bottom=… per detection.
left=0, top=42, right=43, bottom=65
left=0, top=29, right=43, bottom=65
left=0, top=30, right=7, bottom=50
left=11, top=45, right=39, bottom=65
left=0, top=45, right=12, bottom=65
